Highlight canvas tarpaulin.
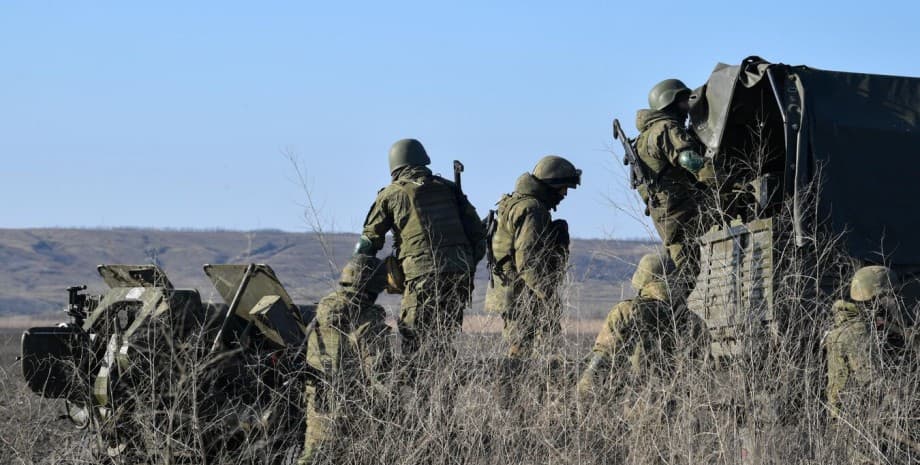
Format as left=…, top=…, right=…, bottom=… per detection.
left=691, top=57, right=920, bottom=265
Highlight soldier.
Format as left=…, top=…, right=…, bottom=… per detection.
left=484, top=155, right=580, bottom=407
left=823, top=265, right=920, bottom=462
left=355, top=138, right=486, bottom=380
left=299, top=255, right=393, bottom=465
left=576, top=252, right=707, bottom=399
left=824, top=266, right=905, bottom=415
left=635, top=79, right=712, bottom=292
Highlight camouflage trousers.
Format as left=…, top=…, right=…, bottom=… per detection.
left=397, top=273, right=470, bottom=377
left=649, top=200, right=705, bottom=292
left=299, top=377, right=391, bottom=465
left=497, top=289, right=563, bottom=409
left=501, top=291, right=563, bottom=359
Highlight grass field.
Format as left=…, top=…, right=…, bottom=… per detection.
left=1, top=329, right=88, bottom=465
left=0, top=322, right=600, bottom=465
left=4, top=323, right=919, bottom=464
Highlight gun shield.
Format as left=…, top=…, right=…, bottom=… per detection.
left=21, top=325, right=89, bottom=400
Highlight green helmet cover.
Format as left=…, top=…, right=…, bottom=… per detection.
left=532, top=155, right=581, bottom=188
left=388, top=138, right=431, bottom=174
left=850, top=266, right=899, bottom=302
left=631, top=252, right=675, bottom=290
left=648, top=78, right=691, bottom=111
left=339, top=255, right=388, bottom=295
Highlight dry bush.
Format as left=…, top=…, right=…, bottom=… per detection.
left=5, top=135, right=920, bottom=465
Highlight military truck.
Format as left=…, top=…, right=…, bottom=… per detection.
left=618, top=56, right=920, bottom=463
left=681, top=56, right=920, bottom=356
left=19, top=263, right=315, bottom=464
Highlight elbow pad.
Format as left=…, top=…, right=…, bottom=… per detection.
left=678, top=150, right=705, bottom=173
left=353, top=235, right=376, bottom=257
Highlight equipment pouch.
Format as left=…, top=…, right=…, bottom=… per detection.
left=384, top=255, right=405, bottom=294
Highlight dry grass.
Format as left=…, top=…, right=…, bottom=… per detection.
left=4, top=130, right=919, bottom=465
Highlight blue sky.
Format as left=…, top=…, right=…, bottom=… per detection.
left=2, top=1, right=917, bottom=239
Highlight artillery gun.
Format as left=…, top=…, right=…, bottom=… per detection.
left=20, top=263, right=316, bottom=464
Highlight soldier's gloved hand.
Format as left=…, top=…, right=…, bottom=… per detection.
left=550, top=219, right=570, bottom=248
left=695, top=160, right=717, bottom=186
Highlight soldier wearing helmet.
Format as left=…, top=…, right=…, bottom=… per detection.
left=299, top=255, right=393, bottom=465
left=824, top=266, right=906, bottom=416
left=576, top=252, right=707, bottom=399
left=635, top=79, right=713, bottom=292
left=484, top=155, right=580, bottom=407
left=355, top=138, right=486, bottom=383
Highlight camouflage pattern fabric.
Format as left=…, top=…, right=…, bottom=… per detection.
left=635, top=109, right=710, bottom=283
left=361, top=165, right=485, bottom=281
left=299, top=290, right=392, bottom=465
left=394, top=273, right=471, bottom=426
left=824, top=300, right=875, bottom=416
left=823, top=298, right=920, bottom=463
left=398, top=273, right=471, bottom=373
left=577, top=282, right=706, bottom=396
left=485, top=173, right=569, bottom=358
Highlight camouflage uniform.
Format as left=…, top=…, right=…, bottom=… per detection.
left=485, top=156, right=579, bottom=409
left=823, top=266, right=920, bottom=463
left=825, top=266, right=903, bottom=415
left=485, top=171, right=570, bottom=358
left=360, top=142, right=485, bottom=374
left=299, top=258, right=392, bottom=465
left=824, top=299, right=876, bottom=415
left=577, top=253, right=706, bottom=398
left=635, top=108, right=709, bottom=286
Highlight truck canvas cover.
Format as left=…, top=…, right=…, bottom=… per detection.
left=691, top=56, right=920, bottom=265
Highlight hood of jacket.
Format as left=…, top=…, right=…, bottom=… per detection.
left=513, top=172, right=563, bottom=209
left=636, top=108, right=685, bottom=132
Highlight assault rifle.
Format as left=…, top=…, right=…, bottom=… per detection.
left=613, top=118, right=658, bottom=210
left=484, top=210, right=498, bottom=287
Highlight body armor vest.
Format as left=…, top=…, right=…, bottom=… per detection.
left=393, top=176, right=469, bottom=260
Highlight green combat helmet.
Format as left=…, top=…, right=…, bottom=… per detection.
left=631, top=252, right=675, bottom=290
left=388, top=138, right=431, bottom=174
left=532, top=155, right=582, bottom=189
left=850, top=265, right=899, bottom=302
left=648, top=78, right=691, bottom=111
left=339, top=255, right=388, bottom=296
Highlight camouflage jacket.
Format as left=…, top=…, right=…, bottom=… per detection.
left=362, top=166, right=486, bottom=281
left=635, top=109, right=706, bottom=208
left=484, top=173, right=568, bottom=313
left=592, top=282, right=705, bottom=374
left=305, top=290, right=391, bottom=382
left=824, top=299, right=879, bottom=413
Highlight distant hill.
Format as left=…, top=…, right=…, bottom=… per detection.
left=0, top=228, right=655, bottom=320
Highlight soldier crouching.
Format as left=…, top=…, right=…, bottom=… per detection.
left=577, top=253, right=707, bottom=399
left=823, top=266, right=920, bottom=463
left=299, top=256, right=393, bottom=465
